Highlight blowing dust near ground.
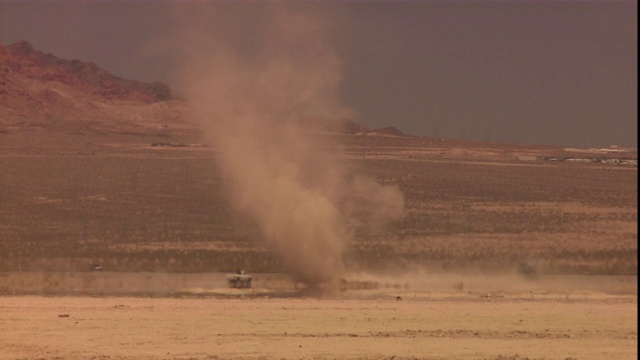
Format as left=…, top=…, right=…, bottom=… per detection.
left=173, top=5, right=404, bottom=287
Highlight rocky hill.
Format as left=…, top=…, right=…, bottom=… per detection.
left=0, top=41, right=400, bottom=138
left=2, top=41, right=172, bottom=102
left=0, top=41, right=195, bottom=135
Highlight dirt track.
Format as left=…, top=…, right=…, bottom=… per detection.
left=0, top=273, right=636, bottom=360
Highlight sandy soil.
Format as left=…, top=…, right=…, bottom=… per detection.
left=0, top=273, right=636, bottom=360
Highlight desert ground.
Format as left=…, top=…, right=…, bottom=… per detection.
left=0, top=273, right=637, bottom=360
left=0, top=129, right=637, bottom=359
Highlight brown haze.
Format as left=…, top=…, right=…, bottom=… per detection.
left=174, top=6, right=404, bottom=286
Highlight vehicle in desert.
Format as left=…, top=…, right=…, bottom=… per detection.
left=90, top=264, right=103, bottom=271
left=226, top=270, right=252, bottom=288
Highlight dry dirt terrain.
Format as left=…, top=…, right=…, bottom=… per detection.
left=0, top=129, right=637, bottom=360
left=0, top=130, right=636, bottom=276
left=0, top=278, right=636, bottom=360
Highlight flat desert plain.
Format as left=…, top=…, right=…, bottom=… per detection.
left=0, top=277, right=637, bottom=360
left=0, top=130, right=637, bottom=359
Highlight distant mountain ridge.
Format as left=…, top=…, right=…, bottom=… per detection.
left=1, top=41, right=172, bottom=103
left=0, top=41, right=196, bottom=135
left=368, top=126, right=406, bottom=137
left=0, top=41, right=402, bottom=137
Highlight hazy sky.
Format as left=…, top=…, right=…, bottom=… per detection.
left=0, top=1, right=636, bottom=148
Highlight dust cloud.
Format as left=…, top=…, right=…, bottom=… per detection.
left=173, top=5, right=404, bottom=287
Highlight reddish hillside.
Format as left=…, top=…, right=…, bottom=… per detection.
left=0, top=41, right=388, bottom=137
left=0, top=41, right=194, bottom=135
left=0, top=41, right=171, bottom=103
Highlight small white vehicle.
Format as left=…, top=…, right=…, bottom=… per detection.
left=90, top=264, right=103, bottom=271
left=226, top=270, right=252, bottom=288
